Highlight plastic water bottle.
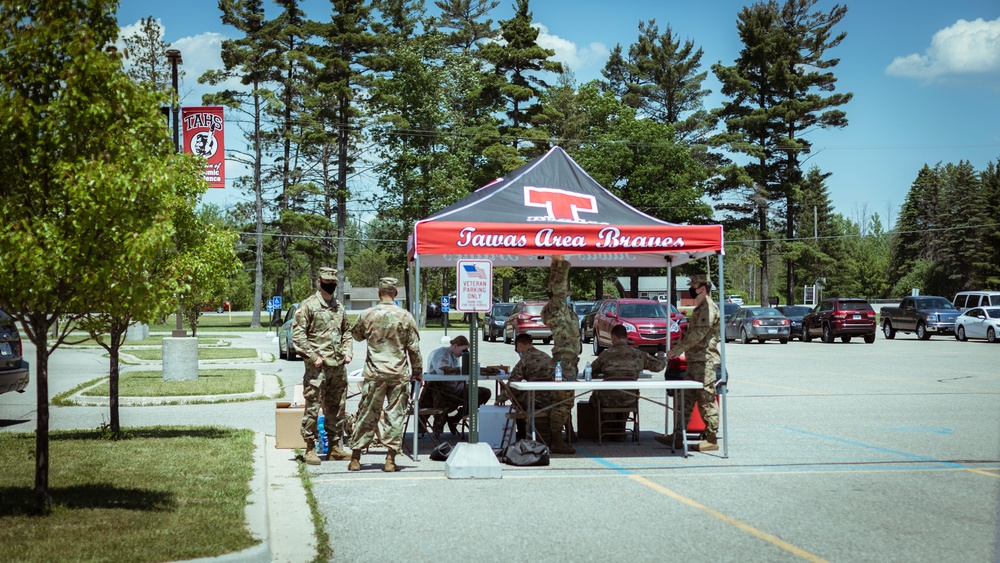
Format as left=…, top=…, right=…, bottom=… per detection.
left=554, top=361, right=563, bottom=382
left=317, top=414, right=328, bottom=454
left=584, top=362, right=592, bottom=381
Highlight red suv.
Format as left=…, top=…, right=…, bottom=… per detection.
left=591, top=298, right=686, bottom=355
left=503, top=301, right=552, bottom=344
left=801, top=298, right=877, bottom=344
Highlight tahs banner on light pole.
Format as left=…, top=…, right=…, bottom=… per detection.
left=181, top=106, right=225, bottom=188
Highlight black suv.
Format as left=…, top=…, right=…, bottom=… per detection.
left=482, top=302, right=515, bottom=342
left=0, top=310, right=30, bottom=394
left=801, top=298, right=877, bottom=344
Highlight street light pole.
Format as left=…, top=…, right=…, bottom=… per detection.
left=166, top=48, right=187, bottom=338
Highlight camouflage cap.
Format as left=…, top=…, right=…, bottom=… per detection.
left=379, top=277, right=398, bottom=289
left=318, top=267, right=338, bottom=281
left=689, top=274, right=711, bottom=287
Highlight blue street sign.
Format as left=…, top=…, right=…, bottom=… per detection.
left=266, top=301, right=274, bottom=313
left=272, top=296, right=282, bottom=309
left=441, top=295, right=450, bottom=312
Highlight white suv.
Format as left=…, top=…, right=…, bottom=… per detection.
left=953, top=291, right=1000, bottom=311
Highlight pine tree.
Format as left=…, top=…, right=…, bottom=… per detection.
left=121, top=16, right=175, bottom=91
left=712, top=0, right=852, bottom=306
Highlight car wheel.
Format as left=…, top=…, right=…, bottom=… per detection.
left=740, top=329, right=750, bottom=344
left=988, top=327, right=997, bottom=343
left=483, top=326, right=488, bottom=341
left=779, top=338, right=788, bottom=344
left=841, top=336, right=852, bottom=343
left=504, top=329, right=511, bottom=344
left=287, top=340, right=297, bottom=361
left=593, top=334, right=604, bottom=355
left=882, top=321, right=895, bottom=340
left=802, top=328, right=812, bottom=342
left=916, top=322, right=931, bottom=340
left=278, top=342, right=286, bottom=360
left=955, top=325, right=966, bottom=341
left=543, top=338, right=551, bottom=345
left=864, top=333, right=876, bottom=344
left=822, top=324, right=834, bottom=343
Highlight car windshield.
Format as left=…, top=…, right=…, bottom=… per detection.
left=840, top=300, right=872, bottom=311
left=522, top=305, right=544, bottom=315
left=752, top=308, right=783, bottom=318
left=573, top=302, right=594, bottom=315
left=779, top=306, right=811, bottom=317
left=916, top=298, right=954, bottom=310
left=724, top=303, right=740, bottom=313
left=492, top=304, right=515, bottom=317
left=620, top=303, right=667, bottom=318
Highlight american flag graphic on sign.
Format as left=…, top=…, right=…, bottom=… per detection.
left=462, top=263, right=487, bottom=279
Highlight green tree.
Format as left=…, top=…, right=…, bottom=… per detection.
left=478, top=0, right=562, bottom=158
left=120, top=15, right=175, bottom=90
left=0, top=0, right=207, bottom=511
left=788, top=167, right=839, bottom=300
left=712, top=0, right=852, bottom=306
left=201, top=0, right=281, bottom=328
left=980, top=159, right=1000, bottom=288
left=433, top=0, right=499, bottom=51
left=178, top=227, right=243, bottom=334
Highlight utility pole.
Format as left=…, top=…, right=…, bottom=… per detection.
left=167, top=48, right=186, bottom=338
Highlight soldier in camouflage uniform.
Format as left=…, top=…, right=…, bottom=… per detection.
left=292, top=267, right=354, bottom=465
left=509, top=334, right=555, bottom=445
left=589, top=324, right=666, bottom=439
left=537, top=254, right=579, bottom=454
left=347, top=277, right=422, bottom=472
left=656, top=273, right=721, bottom=452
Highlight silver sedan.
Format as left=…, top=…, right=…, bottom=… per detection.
left=725, top=307, right=791, bottom=344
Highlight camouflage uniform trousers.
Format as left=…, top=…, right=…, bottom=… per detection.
left=543, top=257, right=580, bottom=381
left=680, top=361, right=719, bottom=436
left=300, top=363, right=348, bottom=444
left=348, top=378, right=409, bottom=452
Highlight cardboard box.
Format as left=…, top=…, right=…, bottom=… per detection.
left=275, top=384, right=307, bottom=449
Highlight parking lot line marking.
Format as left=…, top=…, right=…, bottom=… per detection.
left=781, top=427, right=965, bottom=468
left=629, top=474, right=829, bottom=562
left=966, top=468, right=1000, bottom=479
left=736, top=381, right=832, bottom=395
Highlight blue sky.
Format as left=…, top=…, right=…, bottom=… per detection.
left=116, top=0, right=1000, bottom=226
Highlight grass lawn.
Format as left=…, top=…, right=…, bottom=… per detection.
left=124, top=348, right=260, bottom=361
left=64, top=334, right=236, bottom=347
left=0, top=427, right=257, bottom=562
left=151, top=314, right=273, bottom=333
left=81, top=369, right=256, bottom=397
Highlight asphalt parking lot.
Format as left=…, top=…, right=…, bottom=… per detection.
left=3, top=324, right=998, bottom=562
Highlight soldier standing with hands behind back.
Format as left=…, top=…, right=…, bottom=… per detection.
left=656, top=273, right=721, bottom=452
left=292, top=267, right=353, bottom=465
left=347, top=277, right=422, bottom=472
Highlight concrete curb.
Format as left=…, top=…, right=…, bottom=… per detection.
left=264, top=435, right=317, bottom=562
left=64, top=372, right=283, bottom=406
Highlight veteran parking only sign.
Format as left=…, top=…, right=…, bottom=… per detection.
left=456, top=260, right=492, bottom=313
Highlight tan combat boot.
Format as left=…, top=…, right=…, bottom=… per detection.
left=548, top=433, right=576, bottom=455
left=383, top=449, right=398, bottom=472
left=303, top=442, right=321, bottom=466
left=654, top=432, right=684, bottom=448
left=347, top=449, right=362, bottom=471
left=692, top=433, right=719, bottom=452
left=326, top=438, right=352, bottom=461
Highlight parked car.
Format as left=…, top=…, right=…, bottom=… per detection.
left=503, top=301, right=551, bottom=344
left=723, top=302, right=741, bottom=323
left=775, top=305, right=811, bottom=340
left=277, top=303, right=299, bottom=360
left=725, top=307, right=791, bottom=344
left=952, top=290, right=1000, bottom=311
left=572, top=300, right=596, bottom=334
left=579, top=304, right=602, bottom=343
left=954, top=306, right=1000, bottom=343
left=881, top=295, right=960, bottom=340
left=725, top=295, right=744, bottom=305
left=0, top=310, right=30, bottom=395
left=801, top=298, right=877, bottom=343
left=591, top=298, right=681, bottom=355
left=482, top=302, right=516, bottom=342
left=426, top=301, right=442, bottom=320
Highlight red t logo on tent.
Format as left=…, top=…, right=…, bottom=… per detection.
left=524, top=186, right=598, bottom=221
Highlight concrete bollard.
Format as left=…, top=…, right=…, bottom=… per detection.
left=162, top=337, right=198, bottom=381
left=126, top=322, right=149, bottom=342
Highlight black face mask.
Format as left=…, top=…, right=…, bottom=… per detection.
left=688, top=287, right=699, bottom=299
left=320, top=281, right=337, bottom=294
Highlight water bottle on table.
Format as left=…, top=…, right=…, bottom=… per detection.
left=584, top=362, right=592, bottom=381
left=554, top=361, right=563, bottom=382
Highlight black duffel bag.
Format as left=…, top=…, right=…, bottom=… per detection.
left=498, top=439, right=550, bottom=466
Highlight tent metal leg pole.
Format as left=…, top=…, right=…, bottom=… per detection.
left=717, top=253, right=729, bottom=459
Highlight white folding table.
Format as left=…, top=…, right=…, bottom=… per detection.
left=507, top=379, right=705, bottom=456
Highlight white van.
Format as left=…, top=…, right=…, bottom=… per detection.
left=952, top=291, right=1000, bottom=311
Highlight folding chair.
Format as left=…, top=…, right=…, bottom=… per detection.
left=499, top=380, right=572, bottom=449
left=596, top=399, right=640, bottom=445
left=401, top=382, right=445, bottom=458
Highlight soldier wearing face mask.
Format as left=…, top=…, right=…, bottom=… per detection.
left=292, top=267, right=354, bottom=465
left=656, top=273, right=721, bottom=452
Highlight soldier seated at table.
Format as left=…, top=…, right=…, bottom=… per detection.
left=507, top=333, right=575, bottom=454
left=589, top=325, right=666, bottom=440
left=420, top=335, right=491, bottom=437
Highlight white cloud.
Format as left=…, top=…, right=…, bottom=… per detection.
left=533, top=23, right=608, bottom=82
left=886, top=17, right=1000, bottom=80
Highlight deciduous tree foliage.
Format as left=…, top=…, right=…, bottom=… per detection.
left=0, top=0, right=206, bottom=511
